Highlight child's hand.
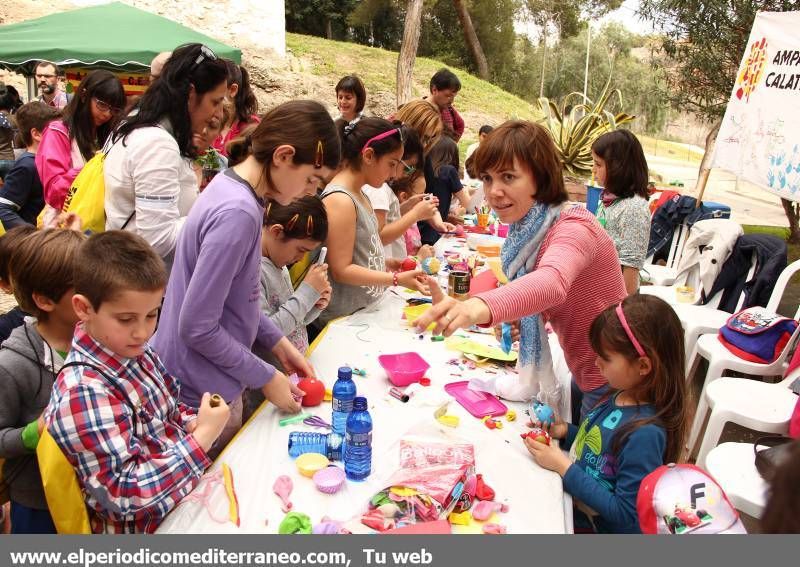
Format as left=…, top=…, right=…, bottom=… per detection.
left=304, top=264, right=329, bottom=293
left=412, top=198, right=438, bottom=221
left=193, top=393, right=231, bottom=452
left=314, top=286, right=331, bottom=310
left=527, top=418, right=568, bottom=440
left=416, top=245, right=434, bottom=259
left=432, top=220, right=456, bottom=233
left=384, top=257, right=402, bottom=271
left=272, top=337, right=316, bottom=379
left=397, top=270, right=431, bottom=295
left=262, top=370, right=303, bottom=413
left=37, top=413, right=46, bottom=434
left=56, top=212, right=83, bottom=232
left=493, top=321, right=520, bottom=343
left=524, top=437, right=571, bottom=476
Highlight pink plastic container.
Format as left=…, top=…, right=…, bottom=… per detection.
left=378, top=352, right=430, bottom=386
left=496, top=223, right=509, bottom=238
left=444, top=381, right=508, bottom=418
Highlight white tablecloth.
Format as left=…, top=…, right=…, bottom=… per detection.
left=159, top=237, right=572, bottom=534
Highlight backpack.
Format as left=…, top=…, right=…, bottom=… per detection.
left=718, top=306, right=798, bottom=364
left=60, top=138, right=134, bottom=234
left=637, top=463, right=747, bottom=534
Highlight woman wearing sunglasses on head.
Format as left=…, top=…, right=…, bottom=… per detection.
left=104, top=43, right=228, bottom=268
left=312, top=118, right=431, bottom=333
left=35, top=70, right=125, bottom=227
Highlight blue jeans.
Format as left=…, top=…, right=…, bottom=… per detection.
left=10, top=501, right=57, bottom=534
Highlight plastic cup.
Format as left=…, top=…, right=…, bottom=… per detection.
left=477, top=213, right=490, bottom=228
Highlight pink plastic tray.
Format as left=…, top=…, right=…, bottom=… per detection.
left=444, top=381, right=508, bottom=418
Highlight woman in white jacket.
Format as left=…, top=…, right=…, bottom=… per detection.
left=104, top=44, right=228, bottom=267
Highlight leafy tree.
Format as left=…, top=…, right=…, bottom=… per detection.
left=522, top=0, right=623, bottom=38
left=285, top=0, right=359, bottom=40
left=638, top=0, right=800, bottom=240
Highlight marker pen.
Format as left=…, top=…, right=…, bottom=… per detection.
left=388, top=387, right=410, bottom=403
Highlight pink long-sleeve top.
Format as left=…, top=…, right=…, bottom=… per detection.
left=35, top=120, right=86, bottom=211
left=477, top=206, right=627, bottom=392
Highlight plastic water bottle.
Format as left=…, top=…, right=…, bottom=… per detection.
left=287, top=432, right=343, bottom=460
left=331, top=367, right=356, bottom=436
left=344, top=396, right=372, bottom=481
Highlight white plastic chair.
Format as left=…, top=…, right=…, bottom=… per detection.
left=679, top=258, right=800, bottom=370
left=704, top=442, right=769, bottom=519
left=690, top=369, right=799, bottom=467
left=642, top=221, right=689, bottom=286
left=685, top=317, right=800, bottom=460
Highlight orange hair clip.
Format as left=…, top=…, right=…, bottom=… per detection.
left=286, top=213, right=300, bottom=231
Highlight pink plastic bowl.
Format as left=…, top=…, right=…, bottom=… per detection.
left=378, top=352, right=430, bottom=386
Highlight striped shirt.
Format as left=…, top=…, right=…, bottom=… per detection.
left=44, top=324, right=210, bottom=534
left=477, top=207, right=627, bottom=392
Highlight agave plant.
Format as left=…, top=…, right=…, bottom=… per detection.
left=538, top=84, right=636, bottom=179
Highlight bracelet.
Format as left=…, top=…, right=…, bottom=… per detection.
left=392, top=272, right=399, bottom=287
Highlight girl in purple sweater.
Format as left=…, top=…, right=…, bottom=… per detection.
left=153, top=100, right=341, bottom=456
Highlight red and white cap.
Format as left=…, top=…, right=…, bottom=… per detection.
left=637, top=463, right=747, bottom=534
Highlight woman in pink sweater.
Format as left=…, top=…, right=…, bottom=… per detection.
left=35, top=70, right=124, bottom=225
left=416, top=121, right=627, bottom=422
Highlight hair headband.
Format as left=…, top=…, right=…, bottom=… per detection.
left=615, top=303, right=646, bottom=358
left=361, top=128, right=403, bottom=154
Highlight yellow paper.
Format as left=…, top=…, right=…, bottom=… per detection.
left=403, top=304, right=435, bottom=331
left=445, top=336, right=518, bottom=362
left=390, top=486, right=420, bottom=497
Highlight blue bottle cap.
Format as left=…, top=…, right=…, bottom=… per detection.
left=353, top=396, right=367, bottom=411
left=337, top=367, right=353, bottom=380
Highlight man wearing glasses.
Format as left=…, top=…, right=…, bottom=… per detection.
left=35, top=61, right=70, bottom=110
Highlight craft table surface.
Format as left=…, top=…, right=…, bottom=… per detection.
left=158, top=236, right=572, bottom=534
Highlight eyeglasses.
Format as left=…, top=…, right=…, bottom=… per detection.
left=361, top=128, right=404, bottom=154
left=189, top=45, right=218, bottom=75
left=93, top=98, right=122, bottom=115
left=399, top=159, right=416, bottom=175
left=35, top=73, right=56, bottom=80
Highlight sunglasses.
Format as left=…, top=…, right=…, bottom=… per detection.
left=93, top=97, right=122, bottom=115
left=189, top=45, right=218, bottom=75
left=399, top=159, right=416, bottom=175
left=361, top=128, right=404, bottom=154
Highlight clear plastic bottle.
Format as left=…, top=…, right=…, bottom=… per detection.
left=344, top=396, right=372, bottom=481
left=287, top=431, right=343, bottom=460
left=331, top=366, right=356, bottom=436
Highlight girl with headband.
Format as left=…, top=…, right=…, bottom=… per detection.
left=525, top=294, right=688, bottom=533
left=313, top=117, right=429, bottom=333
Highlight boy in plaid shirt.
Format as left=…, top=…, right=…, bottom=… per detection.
left=44, top=231, right=230, bottom=533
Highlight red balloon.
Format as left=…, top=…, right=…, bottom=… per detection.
left=298, top=376, right=325, bottom=407
left=401, top=257, right=418, bottom=271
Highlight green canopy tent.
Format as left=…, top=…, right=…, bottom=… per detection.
left=0, top=2, right=240, bottom=98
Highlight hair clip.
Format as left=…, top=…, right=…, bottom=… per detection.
left=286, top=213, right=300, bottom=232
left=343, top=121, right=357, bottom=137
left=245, top=134, right=253, bottom=148
left=265, top=201, right=272, bottom=220
left=306, top=216, right=314, bottom=236
left=314, top=140, right=324, bottom=168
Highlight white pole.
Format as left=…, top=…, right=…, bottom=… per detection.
left=583, top=24, right=591, bottom=103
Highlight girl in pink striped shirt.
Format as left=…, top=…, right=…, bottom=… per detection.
left=416, top=121, right=627, bottom=422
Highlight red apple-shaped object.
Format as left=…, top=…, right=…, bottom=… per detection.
left=520, top=428, right=551, bottom=446
left=297, top=376, right=325, bottom=407
left=401, top=256, right=418, bottom=271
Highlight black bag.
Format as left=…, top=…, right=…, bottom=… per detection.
left=754, top=436, right=795, bottom=482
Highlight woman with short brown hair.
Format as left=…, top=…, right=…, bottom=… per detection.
left=415, top=120, right=628, bottom=422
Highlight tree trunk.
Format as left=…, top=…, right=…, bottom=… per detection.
left=782, top=199, right=800, bottom=244
left=325, top=18, right=333, bottom=40
left=453, top=0, right=490, bottom=80
left=396, top=0, right=424, bottom=107
left=694, top=120, right=721, bottom=204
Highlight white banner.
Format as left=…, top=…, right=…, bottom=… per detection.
left=711, top=11, right=800, bottom=202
